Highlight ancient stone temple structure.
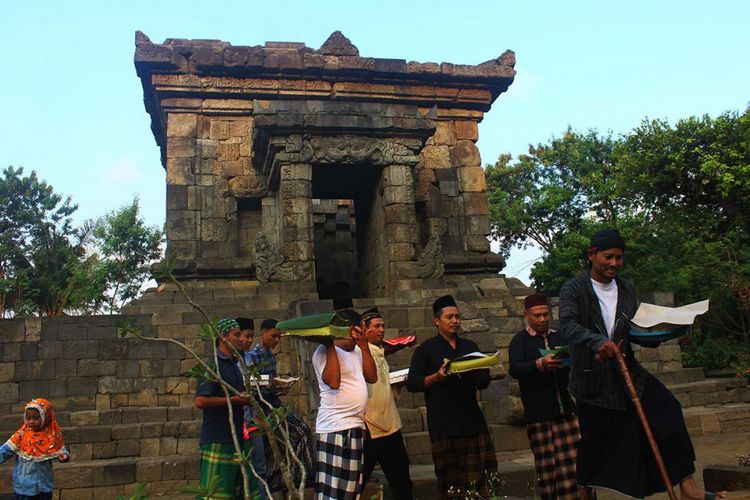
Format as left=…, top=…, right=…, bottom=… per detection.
left=133, top=30, right=513, bottom=300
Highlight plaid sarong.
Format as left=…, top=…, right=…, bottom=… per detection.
left=430, top=430, right=498, bottom=499
left=265, top=412, right=316, bottom=491
left=199, top=442, right=261, bottom=499
left=526, top=413, right=581, bottom=500
left=315, top=427, right=364, bottom=499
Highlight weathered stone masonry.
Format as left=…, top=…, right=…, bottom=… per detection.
left=1, top=32, right=740, bottom=498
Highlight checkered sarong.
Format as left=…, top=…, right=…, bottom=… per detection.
left=526, top=413, right=580, bottom=500
left=430, top=430, right=498, bottom=499
left=199, top=442, right=260, bottom=499
left=315, top=427, right=364, bottom=499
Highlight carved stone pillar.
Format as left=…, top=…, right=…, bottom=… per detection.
left=278, top=163, right=315, bottom=281
left=381, top=164, right=419, bottom=292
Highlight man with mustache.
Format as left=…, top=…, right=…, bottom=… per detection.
left=559, top=229, right=725, bottom=500
left=509, top=292, right=579, bottom=499
left=360, top=307, right=414, bottom=499
left=407, top=295, right=497, bottom=499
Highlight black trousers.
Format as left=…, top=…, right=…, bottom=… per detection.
left=577, top=373, right=696, bottom=498
left=362, top=429, right=414, bottom=500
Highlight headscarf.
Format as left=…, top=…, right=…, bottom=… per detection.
left=7, top=398, right=66, bottom=461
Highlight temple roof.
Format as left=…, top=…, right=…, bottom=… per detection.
left=134, top=30, right=516, bottom=100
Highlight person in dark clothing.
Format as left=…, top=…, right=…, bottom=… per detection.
left=509, top=292, right=579, bottom=499
left=558, top=229, right=725, bottom=500
left=195, top=317, right=260, bottom=499
left=406, top=295, right=497, bottom=499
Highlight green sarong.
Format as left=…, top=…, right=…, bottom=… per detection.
left=199, top=442, right=261, bottom=499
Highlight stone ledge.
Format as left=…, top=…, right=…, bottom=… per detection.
left=704, top=464, right=750, bottom=491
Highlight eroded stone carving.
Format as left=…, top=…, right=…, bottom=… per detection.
left=255, top=232, right=295, bottom=282
left=318, top=31, right=359, bottom=56
left=416, top=232, right=445, bottom=279
left=294, top=136, right=417, bottom=165
left=399, top=232, right=444, bottom=280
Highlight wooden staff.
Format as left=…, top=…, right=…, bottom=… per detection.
left=613, top=346, right=678, bottom=500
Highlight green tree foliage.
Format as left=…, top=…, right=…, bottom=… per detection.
left=1, top=167, right=163, bottom=316
left=486, top=108, right=750, bottom=370
left=94, top=198, right=163, bottom=313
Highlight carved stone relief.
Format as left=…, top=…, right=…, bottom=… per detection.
left=255, top=232, right=311, bottom=282
left=282, top=134, right=421, bottom=166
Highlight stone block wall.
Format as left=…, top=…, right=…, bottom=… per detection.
left=164, top=106, right=258, bottom=273
left=416, top=116, right=491, bottom=257
left=312, top=199, right=358, bottom=298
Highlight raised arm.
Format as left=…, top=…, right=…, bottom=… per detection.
left=320, top=341, right=342, bottom=389
left=353, top=325, right=377, bottom=383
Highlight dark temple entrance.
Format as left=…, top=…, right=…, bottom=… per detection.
left=311, top=163, right=382, bottom=299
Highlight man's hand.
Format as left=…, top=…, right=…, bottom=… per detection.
left=434, top=361, right=450, bottom=382
left=424, top=360, right=451, bottom=389
left=230, top=395, right=252, bottom=406
left=540, top=353, right=563, bottom=370
left=351, top=324, right=368, bottom=346
left=595, top=340, right=625, bottom=363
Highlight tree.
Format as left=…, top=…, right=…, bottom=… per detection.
left=0, top=166, right=98, bottom=315
left=486, top=108, right=750, bottom=371
left=619, top=110, right=750, bottom=234
left=94, top=198, right=163, bottom=313
left=1, top=168, right=163, bottom=316
left=485, top=128, right=629, bottom=267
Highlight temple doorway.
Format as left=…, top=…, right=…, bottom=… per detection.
left=311, top=163, right=383, bottom=299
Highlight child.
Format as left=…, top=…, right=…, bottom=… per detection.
left=0, top=398, right=70, bottom=500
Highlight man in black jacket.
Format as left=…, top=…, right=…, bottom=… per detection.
left=407, top=295, right=497, bottom=499
left=559, top=229, right=724, bottom=500
left=509, top=293, right=579, bottom=499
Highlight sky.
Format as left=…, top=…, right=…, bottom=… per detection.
left=2, top=1, right=748, bottom=284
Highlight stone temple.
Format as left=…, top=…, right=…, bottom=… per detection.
left=134, top=30, right=514, bottom=298
left=0, top=32, right=741, bottom=498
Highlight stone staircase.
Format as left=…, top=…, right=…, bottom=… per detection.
left=1, top=278, right=748, bottom=499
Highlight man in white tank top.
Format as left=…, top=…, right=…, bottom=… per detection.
left=311, top=308, right=377, bottom=499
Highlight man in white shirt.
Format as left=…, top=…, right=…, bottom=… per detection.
left=312, top=309, right=377, bottom=499
left=559, top=229, right=725, bottom=500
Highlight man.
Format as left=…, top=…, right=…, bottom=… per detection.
left=406, top=295, right=497, bottom=499
left=195, top=318, right=259, bottom=499
left=360, top=307, right=414, bottom=499
left=237, top=317, right=255, bottom=353
left=509, top=293, right=579, bottom=499
left=246, top=319, right=284, bottom=409
left=559, top=229, right=725, bottom=499
left=247, top=319, right=315, bottom=493
left=312, top=309, right=377, bottom=499
left=235, top=317, right=270, bottom=498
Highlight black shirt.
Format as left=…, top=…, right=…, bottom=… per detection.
left=406, top=333, right=490, bottom=436
left=508, top=328, right=575, bottom=423
left=196, top=349, right=246, bottom=445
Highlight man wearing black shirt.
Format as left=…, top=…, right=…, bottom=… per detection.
left=195, top=318, right=260, bottom=499
left=509, top=293, right=579, bottom=499
left=406, top=295, right=497, bottom=499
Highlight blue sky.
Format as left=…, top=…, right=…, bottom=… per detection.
left=2, top=1, right=748, bottom=283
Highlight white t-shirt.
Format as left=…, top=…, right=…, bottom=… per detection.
left=312, top=344, right=368, bottom=433
left=591, top=278, right=618, bottom=339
